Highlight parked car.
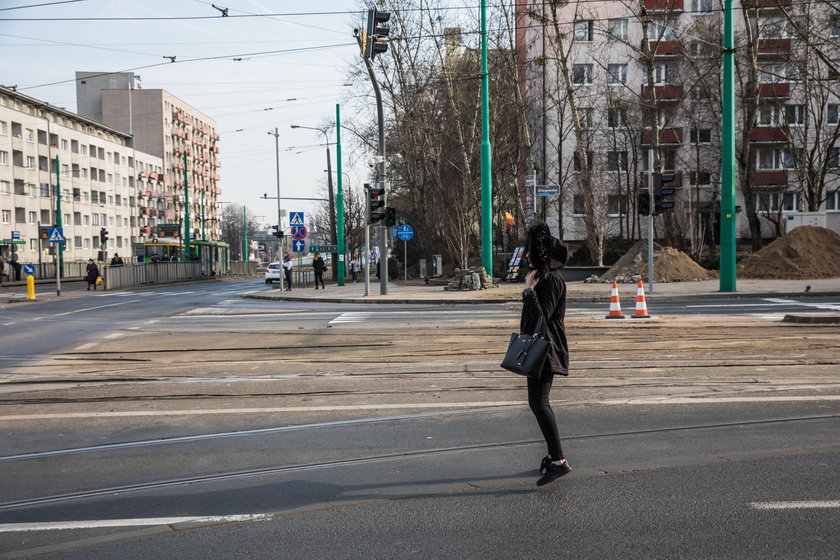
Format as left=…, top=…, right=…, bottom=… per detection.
left=265, top=262, right=281, bottom=284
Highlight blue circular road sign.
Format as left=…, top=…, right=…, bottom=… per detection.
left=23, top=264, right=35, bottom=276
left=397, top=224, right=414, bottom=241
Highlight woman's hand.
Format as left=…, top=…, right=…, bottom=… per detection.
left=524, top=269, right=539, bottom=290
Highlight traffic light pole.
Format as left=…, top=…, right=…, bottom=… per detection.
left=363, top=55, right=388, bottom=295
left=269, top=127, right=284, bottom=291
left=647, top=149, right=655, bottom=294
left=720, top=0, right=737, bottom=292
left=336, top=103, right=346, bottom=286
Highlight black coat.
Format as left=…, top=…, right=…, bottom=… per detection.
left=85, top=263, right=100, bottom=282
left=313, top=257, right=326, bottom=273
left=519, top=264, right=569, bottom=376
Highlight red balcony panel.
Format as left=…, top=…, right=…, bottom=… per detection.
left=750, top=127, right=788, bottom=143
left=750, top=170, right=788, bottom=186
left=642, top=127, right=683, bottom=145
left=755, top=82, right=790, bottom=98
left=642, top=84, right=683, bottom=101
left=649, top=40, right=682, bottom=56
left=644, top=0, right=683, bottom=10
left=756, top=38, right=791, bottom=55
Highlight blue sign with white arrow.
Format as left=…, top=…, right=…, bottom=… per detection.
left=292, top=239, right=306, bottom=252
left=397, top=224, right=414, bottom=241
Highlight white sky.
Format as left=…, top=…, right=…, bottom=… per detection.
left=1, top=0, right=370, bottom=230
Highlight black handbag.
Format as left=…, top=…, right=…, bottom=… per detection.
left=500, top=318, right=550, bottom=379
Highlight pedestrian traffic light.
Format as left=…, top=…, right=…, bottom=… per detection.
left=637, top=192, right=651, bottom=216
left=653, top=173, right=676, bottom=215
left=99, top=227, right=109, bottom=245
left=368, top=184, right=386, bottom=224
left=384, top=207, right=397, bottom=227
left=271, top=225, right=284, bottom=239
left=364, top=8, right=391, bottom=60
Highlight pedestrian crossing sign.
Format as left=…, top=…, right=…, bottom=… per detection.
left=289, top=212, right=305, bottom=226
left=48, top=227, right=65, bottom=243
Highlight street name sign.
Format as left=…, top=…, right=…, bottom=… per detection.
left=535, top=185, right=560, bottom=196
left=309, top=245, right=338, bottom=253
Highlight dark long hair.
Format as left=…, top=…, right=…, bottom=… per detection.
left=527, top=222, right=554, bottom=278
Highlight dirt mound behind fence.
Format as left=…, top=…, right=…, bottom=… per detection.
left=600, top=242, right=714, bottom=283
left=737, top=226, right=840, bottom=279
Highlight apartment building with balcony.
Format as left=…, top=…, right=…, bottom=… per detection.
left=0, top=85, right=164, bottom=262
left=76, top=72, right=221, bottom=244
left=519, top=0, right=840, bottom=244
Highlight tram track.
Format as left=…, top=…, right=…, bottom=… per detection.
left=1, top=412, right=837, bottom=512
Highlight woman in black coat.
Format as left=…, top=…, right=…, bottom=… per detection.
left=85, top=259, right=100, bottom=291
left=312, top=252, right=326, bottom=289
left=520, top=222, right=571, bottom=486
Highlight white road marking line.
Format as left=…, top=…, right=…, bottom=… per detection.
left=54, top=300, right=141, bottom=316
left=104, top=333, right=123, bottom=339
left=3, top=395, right=840, bottom=421
left=751, top=501, right=840, bottom=510
left=2, top=322, right=15, bottom=326
left=764, top=298, right=840, bottom=311
left=329, top=312, right=374, bottom=324
left=73, top=343, right=97, bottom=351
left=0, top=514, right=270, bottom=533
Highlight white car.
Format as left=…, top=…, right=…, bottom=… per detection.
left=265, top=262, right=281, bottom=284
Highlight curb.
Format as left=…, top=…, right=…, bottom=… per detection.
left=782, top=314, right=840, bottom=324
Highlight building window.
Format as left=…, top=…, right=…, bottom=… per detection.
left=2, top=210, right=10, bottom=224
left=607, top=18, right=628, bottom=40
left=572, top=195, right=587, bottom=215
left=648, top=19, right=678, bottom=41
left=649, top=64, right=678, bottom=85
left=607, top=108, right=627, bottom=128
left=574, top=20, right=594, bottom=41
left=577, top=108, right=594, bottom=129
left=827, top=190, right=839, bottom=211
left=0, top=180, right=9, bottom=194
left=689, top=171, right=712, bottom=185
left=756, top=105, right=783, bottom=126
left=690, top=0, right=713, bottom=13
left=662, top=150, right=677, bottom=171
left=572, top=64, right=593, bottom=85
left=0, top=151, right=7, bottom=165
left=607, top=64, right=627, bottom=85
left=25, top=128, right=34, bottom=142
left=81, top=145, right=87, bottom=156
left=607, top=151, right=628, bottom=172
left=688, top=84, right=709, bottom=100
left=74, top=236, right=83, bottom=249
left=784, top=105, right=805, bottom=126
left=0, top=121, right=7, bottom=135
left=30, top=239, right=38, bottom=251
left=28, top=211, right=36, bottom=224
left=756, top=148, right=797, bottom=170
left=690, top=128, right=712, bottom=144
left=759, top=64, right=791, bottom=83
left=830, top=16, right=840, bottom=38
left=828, top=148, right=839, bottom=169
left=607, top=195, right=628, bottom=216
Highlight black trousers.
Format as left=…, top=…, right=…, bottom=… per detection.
left=527, top=371, right=564, bottom=461
left=314, top=271, right=324, bottom=288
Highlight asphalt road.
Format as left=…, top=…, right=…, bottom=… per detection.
left=1, top=278, right=838, bottom=559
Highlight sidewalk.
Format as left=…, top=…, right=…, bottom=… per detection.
left=244, top=276, right=840, bottom=305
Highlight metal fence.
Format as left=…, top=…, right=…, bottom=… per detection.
left=103, top=262, right=206, bottom=290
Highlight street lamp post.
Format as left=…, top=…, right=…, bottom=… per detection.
left=290, top=124, right=338, bottom=284
left=268, top=128, right=284, bottom=290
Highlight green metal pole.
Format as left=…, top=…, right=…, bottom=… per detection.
left=183, top=152, right=191, bottom=261
left=242, top=205, right=247, bottom=261
left=720, top=0, right=736, bottom=292
left=201, top=189, right=205, bottom=241
left=55, top=155, right=63, bottom=294
left=336, top=103, right=346, bottom=286
left=480, top=0, right=493, bottom=281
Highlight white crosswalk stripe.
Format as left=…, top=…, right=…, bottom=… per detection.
left=329, top=312, right=374, bottom=324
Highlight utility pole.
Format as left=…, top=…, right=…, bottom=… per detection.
left=242, top=206, right=247, bottom=261
left=336, top=103, right=346, bottom=286
left=480, top=0, right=493, bottom=282
left=54, top=155, right=63, bottom=295
left=358, top=8, right=391, bottom=295
left=720, top=0, right=737, bottom=292
left=268, top=128, right=284, bottom=290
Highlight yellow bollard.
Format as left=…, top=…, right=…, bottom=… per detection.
left=26, top=274, right=36, bottom=301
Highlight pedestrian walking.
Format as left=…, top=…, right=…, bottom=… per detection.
left=9, top=254, right=21, bottom=281
left=282, top=252, right=293, bottom=291
left=519, top=222, right=571, bottom=487
left=85, top=259, right=100, bottom=291
left=312, top=252, right=326, bottom=289
left=110, top=253, right=124, bottom=267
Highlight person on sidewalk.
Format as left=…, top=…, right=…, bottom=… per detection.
left=85, top=259, right=100, bottom=291
left=282, top=252, right=293, bottom=291
left=520, top=222, right=571, bottom=486
left=312, top=252, right=326, bottom=289
left=349, top=258, right=360, bottom=283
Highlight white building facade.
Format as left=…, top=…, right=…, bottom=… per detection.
left=0, top=86, right=163, bottom=263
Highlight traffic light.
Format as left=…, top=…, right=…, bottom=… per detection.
left=384, top=207, right=396, bottom=227
left=364, top=8, right=391, bottom=60
left=653, top=173, right=676, bottom=215
left=271, top=225, right=284, bottom=239
left=637, top=192, right=651, bottom=216
left=368, top=184, right=386, bottom=224
left=99, top=227, right=109, bottom=245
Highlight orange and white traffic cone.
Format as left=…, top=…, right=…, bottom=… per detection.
left=604, top=280, right=625, bottom=319
left=631, top=279, right=652, bottom=319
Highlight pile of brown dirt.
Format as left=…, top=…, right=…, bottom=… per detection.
left=602, top=242, right=713, bottom=282
left=737, top=226, right=840, bottom=279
